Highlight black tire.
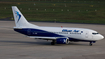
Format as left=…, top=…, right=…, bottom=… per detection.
left=89, top=42, right=92, bottom=46
left=51, top=40, right=56, bottom=45
left=51, top=42, right=55, bottom=45
left=66, top=39, right=69, bottom=44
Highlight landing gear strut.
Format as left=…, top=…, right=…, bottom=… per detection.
left=89, top=41, right=96, bottom=46
left=89, top=42, right=93, bottom=46
left=51, top=40, right=56, bottom=45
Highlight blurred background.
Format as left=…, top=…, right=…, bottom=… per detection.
left=0, top=0, right=105, bottom=24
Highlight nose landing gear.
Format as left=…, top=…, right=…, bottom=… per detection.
left=89, top=42, right=92, bottom=46
left=89, top=41, right=96, bottom=46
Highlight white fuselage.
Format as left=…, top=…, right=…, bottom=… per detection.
left=27, top=26, right=104, bottom=41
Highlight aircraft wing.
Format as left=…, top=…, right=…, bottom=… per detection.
left=28, top=36, right=67, bottom=40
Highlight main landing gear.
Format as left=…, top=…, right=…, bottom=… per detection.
left=51, top=40, right=56, bottom=45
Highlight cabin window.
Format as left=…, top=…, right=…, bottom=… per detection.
left=92, top=33, right=99, bottom=35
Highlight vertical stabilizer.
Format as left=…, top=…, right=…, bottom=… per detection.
left=12, top=6, right=38, bottom=28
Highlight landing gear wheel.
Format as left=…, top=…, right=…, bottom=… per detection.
left=89, top=42, right=93, bottom=46
left=51, top=40, right=56, bottom=45
left=51, top=42, right=55, bottom=45
left=66, top=39, right=69, bottom=44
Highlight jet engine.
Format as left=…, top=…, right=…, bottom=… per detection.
left=56, top=38, right=69, bottom=44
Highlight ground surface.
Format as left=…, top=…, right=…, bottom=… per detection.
left=0, top=21, right=105, bottom=59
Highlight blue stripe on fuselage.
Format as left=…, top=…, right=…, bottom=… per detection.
left=14, top=28, right=64, bottom=37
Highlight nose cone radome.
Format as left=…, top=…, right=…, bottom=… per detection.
left=100, top=35, right=104, bottom=40
left=93, top=34, right=104, bottom=41
left=97, top=34, right=104, bottom=40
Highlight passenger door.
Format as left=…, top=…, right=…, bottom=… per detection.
left=85, top=31, right=92, bottom=39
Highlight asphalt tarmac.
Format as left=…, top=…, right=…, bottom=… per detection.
left=0, top=21, right=105, bottom=59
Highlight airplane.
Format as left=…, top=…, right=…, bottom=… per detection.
left=12, top=6, right=104, bottom=46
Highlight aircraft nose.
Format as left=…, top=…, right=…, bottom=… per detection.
left=93, top=34, right=104, bottom=40
left=99, top=35, right=104, bottom=40
left=101, top=35, right=104, bottom=39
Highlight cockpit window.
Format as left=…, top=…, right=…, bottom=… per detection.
left=92, top=33, right=99, bottom=35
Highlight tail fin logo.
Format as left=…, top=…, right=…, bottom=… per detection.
left=15, top=11, right=21, bottom=23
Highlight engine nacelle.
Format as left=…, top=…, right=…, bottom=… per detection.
left=56, top=38, right=69, bottom=44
